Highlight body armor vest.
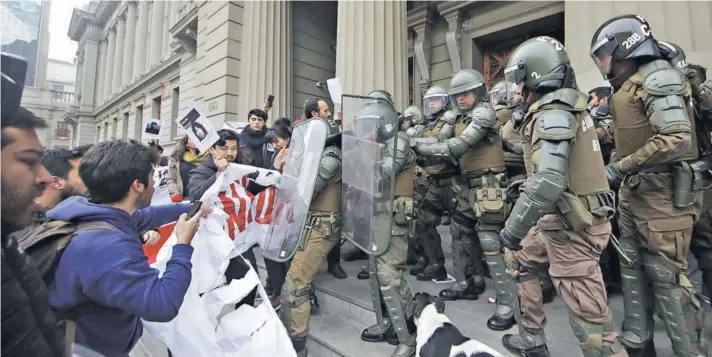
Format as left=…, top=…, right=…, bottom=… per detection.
left=496, top=107, right=514, bottom=125
left=422, top=119, right=457, bottom=175
left=522, top=92, right=609, bottom=197
left=500, top=112, right=525, bottom=173
left=309, top=117, right=343, bottom=213
left=611, top=71, right=699, bottom=162
left=455, top=114, right=506, bottom=176
left=394, top=166, right=415, bottom=197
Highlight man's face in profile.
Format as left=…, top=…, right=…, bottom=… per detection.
left=1, top=127, right=51, bottom=231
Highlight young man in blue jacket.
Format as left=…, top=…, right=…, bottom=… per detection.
left=46, top=140, right=206, bottom=357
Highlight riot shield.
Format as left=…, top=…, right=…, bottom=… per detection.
left=340, top=94, right=399, bottom=256
left=262, top=118, right=329, bottom=262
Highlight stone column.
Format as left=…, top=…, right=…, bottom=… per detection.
left=81, top=39, right=99, bottom=111
left=237, top=1, right=292, bottom=119
left=103, top=28, right=116, bottom=100
left=97, top=40, right=108, bottom=103
left=112, top=16, right=126, bottom=94
left=335, top=1, right=408, bottom=110
left=134, top=0, right=149, bottom=79
left=149, top=0, right=166, bottom=67
left=163, top=1, right=173, bottom=59
left=123, top=2, right=137, bottom=86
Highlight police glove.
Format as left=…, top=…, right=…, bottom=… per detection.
left=500, top=227, right=523, bottom=251
left=505, top=178, right=526, bottom=202
left=605, top=162, right=625, bottom=187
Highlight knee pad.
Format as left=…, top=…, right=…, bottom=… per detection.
left=569, top=315, right=625, bottom=357
left=478, top=230, right=502, bottom=253
left=377, top=266, right=404, bottom=289
left=282, top=276, right=310, bottom=308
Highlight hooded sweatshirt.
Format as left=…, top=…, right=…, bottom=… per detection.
left=46, top=196, right=192, bottom=357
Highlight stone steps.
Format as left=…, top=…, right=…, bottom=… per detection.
left=257, top=226, right=707, bottom=357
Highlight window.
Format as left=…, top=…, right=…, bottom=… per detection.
left=112, top=118, right=118, bottom=139
left=135, top=105, right=144, bottom=140
left=103, top=122, right=109, bottom=140
left=96, top=126, right=101, bottom=143
left=171, top=87, right=179, bottom=138
left=122, top=112, right=129, bottom=140
left=57, top=122, right=70, bottom=130
left=152, top=96, right=162, bottom=120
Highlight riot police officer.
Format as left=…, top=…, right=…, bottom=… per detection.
left=410, top=85, right=455, bottom=281
left=346, top=94, right=418, bottom=357
left=400, top=105, right=428, bottom=268
left=500, top=36, right=624, bottom=357
left=413, top=69, right=513, bottom=330
left=590, top=15, right=706, bottom=356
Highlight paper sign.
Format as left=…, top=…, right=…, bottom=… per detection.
left=143, top=118, right=162, bottom=139
left=176, top=107, right=219, bottom=152
left=327, top=78, right=343, bottom=105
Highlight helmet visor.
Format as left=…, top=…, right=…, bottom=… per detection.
left=489, top=89, right=502, bottom=105
left=355, top=114, right=380, bottom=138
left=590, top=38, right=619, bottom=80
left=504, top=63, right=526, bottom=107
left=423, top=95, right=447, bottom=117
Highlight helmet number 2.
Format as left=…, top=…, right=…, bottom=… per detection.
left=622, top=33, right=642, bottom=50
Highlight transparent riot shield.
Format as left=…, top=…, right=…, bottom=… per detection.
left=262, top=118, right=329, bottom=262
left=340, top=94, right=399, bottom=256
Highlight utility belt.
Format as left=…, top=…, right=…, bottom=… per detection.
left=427, top=173, right=456, bottom=186
left=671, top=158, right=712, bottom=208
left=297, top=211, right=341, bottom=250
left=547, top=191, right=616, bottom=231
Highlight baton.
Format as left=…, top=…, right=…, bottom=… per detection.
left=609, top=233, right=633, bottom=266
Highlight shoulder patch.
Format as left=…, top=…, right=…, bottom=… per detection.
left=441, top=110, right=457, bottom=125
left=471, top=105, right=498, bottom=128
left=643, top=66, right=687, bottom=97
left=535, top=109, right=578, bottom=141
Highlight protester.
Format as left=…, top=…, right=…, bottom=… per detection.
left=267, top=124, right=291, bottom=171
left=10, top=145, right=92, bottom=242
left=188, top=129, right=260, bottom=308
left=239, top=108, right=277, bottom=169
left=167, top=135, right=208, bottom=202
left=272, top=116, right=292, bottom=129
left=46, top=140, right=206, bottom=357
left=1, top=104, right=60, bottom=356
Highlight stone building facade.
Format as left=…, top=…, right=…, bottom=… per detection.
left=65, top=0, right=712, bottom=151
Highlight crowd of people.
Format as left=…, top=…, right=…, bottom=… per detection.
left=1, top=13, right=712, bottom=357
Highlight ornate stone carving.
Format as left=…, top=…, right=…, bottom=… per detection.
left=443, top=11, right=462, bottom=75
left=413, top=24, right=432, bottom=93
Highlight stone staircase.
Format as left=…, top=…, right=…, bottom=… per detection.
left=256, top=226, right=707, bottom=357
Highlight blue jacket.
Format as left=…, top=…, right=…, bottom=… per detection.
left=46, top=196, right=192, bottom=357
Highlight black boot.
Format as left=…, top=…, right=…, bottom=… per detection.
left=439, top=278, right=485, bottom=301
left=342, top=247, right=369, bottom=262
left=502, top=334, right=550, bottom=357
left=487, top=314, right=516, bottom=331
left=623, top=340, right=657, bottom=357
left=357, top=266, right=369, bottom=280
left=328, top=262, right=347, bottom=279
left=416, top=263, right=447, bottom=281
left=361, top=325, right=399, bottom=345
left=409, top=256, right=428, bottom=276
left=291, top=336, right=309, bottom=357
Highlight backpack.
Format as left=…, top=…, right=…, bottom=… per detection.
left=19, top=220, right=119, bottom=357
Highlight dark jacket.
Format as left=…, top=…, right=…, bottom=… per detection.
left=46, top=197, right=192, bottom=357
left=1, top=226, right=63, bottom=357
left=239, top=127, right=277, bottom=169
left=188, top=152, right=251, bottom=200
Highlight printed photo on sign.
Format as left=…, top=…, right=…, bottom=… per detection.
left=143, top=118, right=162, bottom=139
left=176, top=107, right=220, bottom=152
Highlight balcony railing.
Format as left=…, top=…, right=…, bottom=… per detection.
left=51, top=91, right=75, bottom=104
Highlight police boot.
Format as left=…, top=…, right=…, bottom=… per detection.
left=342, top=246, right=368, bottom=262
left=409, top=256, right=428, bottom=276
left=439, top=276, right=486, bottom=301
left=291, top=336, right=309, bottom=357
left=361, top=323, right=399, bottom=345
left=391, top=343, right=416, bottom=357
left=502, top=329, right=549, bottom=357
left=623, top=340, right=656, bottom=357
left=416, top=262, right=447, bottom=281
